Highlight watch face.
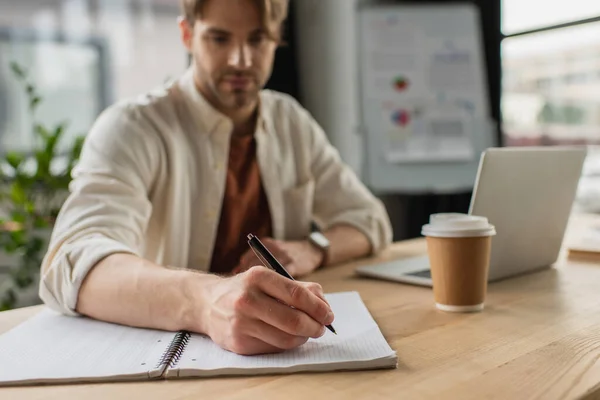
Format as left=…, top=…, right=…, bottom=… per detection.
left=310, top=232, right=330, bottom=248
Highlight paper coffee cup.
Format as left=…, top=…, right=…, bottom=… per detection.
left=422, top=213, right=496, bottom=313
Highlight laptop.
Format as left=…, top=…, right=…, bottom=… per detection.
left=356, top=146, right=588, bottom=286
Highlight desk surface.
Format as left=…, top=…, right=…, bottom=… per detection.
left=2, top=215, right=600, bottom=400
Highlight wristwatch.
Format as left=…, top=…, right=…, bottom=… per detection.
left=308, top=231, right=330, bottom=269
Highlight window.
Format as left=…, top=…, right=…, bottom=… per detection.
left=0, top=0, right=187, bottom=155
left=0, top=31, right=105, bottom=154
left=501, top=1, right=600, bottom=146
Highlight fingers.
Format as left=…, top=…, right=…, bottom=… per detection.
left=214, top=267, right=333, bottom=355
left=245, top=267, right=334, bottom=328
left=285, top=263, right=314, bottom=279
left=251, top=291, right=326, bottom=338
left=228, top=334, right=286, bottom=356
left=276, top=252, right=293, bottom=266
left=302, top=281, right=330, bottom=306
left=247, top=318, right=310, bottom=350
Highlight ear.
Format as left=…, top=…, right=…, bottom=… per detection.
left=178, top=16, right=193, bottom=52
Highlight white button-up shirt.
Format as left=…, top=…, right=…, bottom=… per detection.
left=39, top=68, right=393, bottom=316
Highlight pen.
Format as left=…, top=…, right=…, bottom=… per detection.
left=246, top=234, right=337, bottom=335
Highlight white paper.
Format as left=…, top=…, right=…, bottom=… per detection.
left=427, top=39, right=481, bottom=92
left=361, top=10, right=484, bottom=163
left=0, top=310, right=173, bottom=385
left=169, top=292, right=397, bottom=377
left=380, top=98, right=474, bottom=163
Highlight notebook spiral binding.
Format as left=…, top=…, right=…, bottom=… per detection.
left=155, top=331, right=191, bottom=370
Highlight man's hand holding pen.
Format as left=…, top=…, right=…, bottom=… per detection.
left=197, top=267, right=335, bottom=356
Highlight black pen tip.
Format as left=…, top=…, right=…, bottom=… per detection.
left=327, top=325, right=336, bottom=335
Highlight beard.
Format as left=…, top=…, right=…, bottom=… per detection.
left=229, top=88, right=259, bottom=108
left=212, top=72, right=262, bottom=110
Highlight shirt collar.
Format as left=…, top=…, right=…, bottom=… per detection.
left=178, top=67, right=270, bottom=136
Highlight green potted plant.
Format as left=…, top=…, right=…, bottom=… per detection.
left=0, top=62, right=85, bottom=311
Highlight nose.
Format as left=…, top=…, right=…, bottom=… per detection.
left=228, top=43, right=252, bottom=69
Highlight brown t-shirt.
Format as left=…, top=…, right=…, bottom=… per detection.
left=209, top=134, right=272, bottom=274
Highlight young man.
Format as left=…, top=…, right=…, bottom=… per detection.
left=39, top=0, right=392, bottom=355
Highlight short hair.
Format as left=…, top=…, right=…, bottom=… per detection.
left=180, top=0, right=289, bottom=43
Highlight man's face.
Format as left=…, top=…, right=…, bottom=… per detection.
left=179, top=0, right=278, bottom=113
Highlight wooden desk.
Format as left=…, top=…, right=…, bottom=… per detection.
left=2, top=215, right=600, bottom=400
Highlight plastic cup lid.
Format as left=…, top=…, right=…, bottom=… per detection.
left=421, top=213, right=496, bottom=238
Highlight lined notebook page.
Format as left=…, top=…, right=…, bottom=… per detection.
left=0, top=309, right=174, bottom=386
left=170, top=291, right=397, bottom=377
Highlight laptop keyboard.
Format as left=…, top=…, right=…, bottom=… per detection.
left=406, top=269, right=432, bottom=278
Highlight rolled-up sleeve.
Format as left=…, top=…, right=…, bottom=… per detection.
left=305, top=113, right=393, bottom=254
left=39, top=104, right=161, bottom=316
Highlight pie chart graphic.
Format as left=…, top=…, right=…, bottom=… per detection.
left=391, top=109, right=410, bottom=127
left=393, top=76, right=409, bottom=92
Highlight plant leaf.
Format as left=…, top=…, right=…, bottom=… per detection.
left=30, top=96, right=42, bottom=111
left=14, top=170, right=33, bottom=189
left=33, top=216, right=49, bottom=229
left=9, top=229, right=25, bottom=246
left=35, top=150, right=51, bottom=178
left=66, top=136, right=85, bottom=172
left=53, top=123, right=66, bottom=140
left=11, top=265, right=34, bottom=288
left=28, top=236, right=45, bottom=254
left=0, top=289, right=17, bottom=311
left=34, top=124, right=50, bottom=141
left=5, top=152, right=25, bottom=171
left=3, top=241, right=18, bottom=254
left=76, top=137, right=84, bottom=157
left=44, top=123, right=65, bottom=156
left=9, top=62, right=25, bottom=79
left=25, top=201, right=36, bottom=214
left=9, top=182, right=27, bottom=204
left=10, top=211, right=26, bottom=224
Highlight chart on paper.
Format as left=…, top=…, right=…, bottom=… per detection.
left=360, top=6, right=488, bottom=164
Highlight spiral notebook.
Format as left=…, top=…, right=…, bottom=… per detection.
left=0, top=291, right=397, bottom=386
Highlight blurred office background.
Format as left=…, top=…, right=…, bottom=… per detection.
left=0, top=0, right=599, bottom=237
